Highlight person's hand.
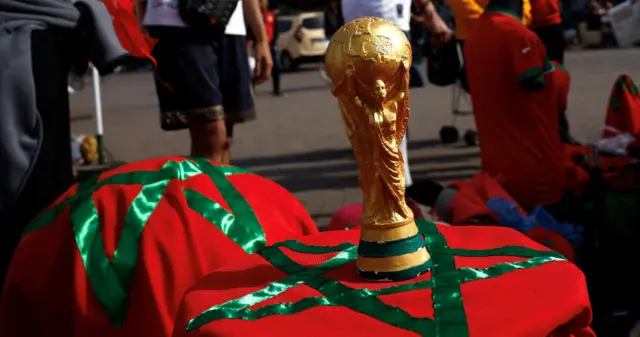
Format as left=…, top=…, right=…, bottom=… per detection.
left=411, top=14, right=425, bottom=23
left=430, top=28, right=452, bottom=46
left=253, top=41, right=273, bottom=84
left=419, top=0, right=453, bottom=46
left=429, top=21, right=452, bottom=46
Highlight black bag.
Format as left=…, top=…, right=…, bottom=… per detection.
left=426, top=38, right=461, bottom=87
left=179, top=0, right=239, bottom=35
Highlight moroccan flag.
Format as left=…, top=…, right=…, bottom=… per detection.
left=603, top=74, right=640, bottom=138
left=100, top=0, right=157, bottom=63
left=172, top=220, right=593, bottom=337
left=0, top=157, right=317, bottom=337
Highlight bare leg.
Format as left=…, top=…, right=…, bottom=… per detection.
left=221, top=121, right=235, bottom=165
left=188, top=120, right=227, bottom=162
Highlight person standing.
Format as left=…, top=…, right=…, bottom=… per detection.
left=261, top=0, right=281, bottom=96
left=340, top=0, right=452, bottom=188
left=320, top=0, right=344, bottom=83
left=137, top=0, right=273, bottom=165
left=464, top=0, right=565, bottom=209
left=409, top=2, right=426, bottom=87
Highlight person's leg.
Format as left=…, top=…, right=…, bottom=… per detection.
left=218, top=34, right=256, bottom=165
left=457, top=40, right=470, bottom=93
left=400, top=135, right=413, bottom=187
left=404, top=30, right=425, bottom=88
left=270, top=44, right=281, bottom=96
left=151, top=28, right=227, bottom=161
left=1, top=27, right=75, bottom=287
left=222, top=121, right=235, bottom=165
left=188, top=120, right=227, bottom=162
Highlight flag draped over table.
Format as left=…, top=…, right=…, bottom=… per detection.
left=171, top=220, right=594, bottom=337
left=101, top=0, right=156, bottom=64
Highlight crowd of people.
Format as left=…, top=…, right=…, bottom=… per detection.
left=1, top=0, right=639, bottom=335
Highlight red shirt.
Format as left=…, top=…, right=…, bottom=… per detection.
left=464, top=7, right=564, bottom=209
left=530, top=0, right=562, bottom=27
left=263, top=11, right=275, bottom=43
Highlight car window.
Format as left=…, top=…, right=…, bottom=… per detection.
left=277, top=20, right=293, bottom=33
left=301, top=16, right=323, bottom=29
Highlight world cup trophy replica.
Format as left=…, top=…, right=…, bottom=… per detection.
left=324, top=17, right=431, bottom=281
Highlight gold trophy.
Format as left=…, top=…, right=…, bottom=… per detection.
left=325, top=17, right=432, bottom=281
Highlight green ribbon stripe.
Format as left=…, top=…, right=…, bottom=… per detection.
left=22, top=158, right=265, bottom=327
left=187, top=220, right=568, bottom=336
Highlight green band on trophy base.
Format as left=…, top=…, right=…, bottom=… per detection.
left=357, top=258, right=433, bottom=282
left=357, top=234, right=426, bottom=258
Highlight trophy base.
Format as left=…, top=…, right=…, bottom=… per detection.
left=359, top=218, right=419, bottom=242
left=357, top=258, right=433, bottom=282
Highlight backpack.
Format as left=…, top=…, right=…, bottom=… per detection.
left=178, top=0, right=239, bottom=36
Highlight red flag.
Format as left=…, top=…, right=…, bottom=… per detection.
left=101, top=0, right=157, bottom=65
left=172, top=221, right=593, bottom=337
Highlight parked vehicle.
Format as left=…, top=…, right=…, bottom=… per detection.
left=276, top=12, right=328, bottom=72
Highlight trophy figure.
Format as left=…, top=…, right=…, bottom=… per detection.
left=325, top=17, right=432, bottom=281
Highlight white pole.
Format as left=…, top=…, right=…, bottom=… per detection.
left=91, top=65, right=105, bottom=164
left=92, top=65, right=104, bottom=136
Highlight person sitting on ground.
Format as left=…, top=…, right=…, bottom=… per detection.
left=586, top=0, right=607, bottom=31
left=464, top=0, right=565, bottom=209
left=320, top=0, right=344, bottom=83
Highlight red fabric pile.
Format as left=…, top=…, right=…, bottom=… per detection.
left=0, top=157, right=317, bottom=337
left=603, top=74, right=640, bottom=138
left=447, top=173, right=576, bottom=262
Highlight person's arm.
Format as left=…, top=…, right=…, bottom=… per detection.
left=512, top=33, right=554, bottom=92
left=413, top=0, right=452, bottom=44
left=244, top=0, right=269, bottom=45
left=442, top=0, right=484, bottom=26
left=243, top=0, right=273, bottom=83
left=522, top=0, right=532, bottom=26
left=135, top=0, right=147, bottom=27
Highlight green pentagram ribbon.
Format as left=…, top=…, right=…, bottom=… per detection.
left=22, top=158, right=265, bottom=327
left=187, top=220, right=567, bottom=336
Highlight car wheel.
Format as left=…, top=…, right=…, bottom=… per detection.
left=280, top=52, right=298, bottom=72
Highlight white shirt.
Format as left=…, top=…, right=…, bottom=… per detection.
left=341, top=0, right=412, bottom=32
left=143, top=0, right=246, bottom=36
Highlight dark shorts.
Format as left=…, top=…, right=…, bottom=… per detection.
left=149, top=27, right=255, bottom=131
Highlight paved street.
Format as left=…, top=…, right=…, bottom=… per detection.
left=70, top=49, right=640, bottom=226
